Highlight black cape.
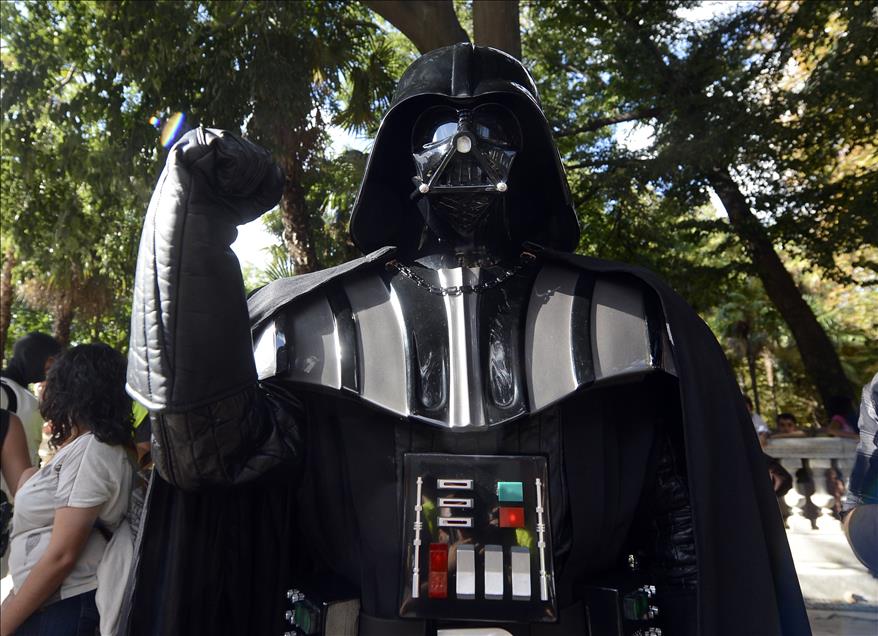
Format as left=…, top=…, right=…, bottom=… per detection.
left=122, top=247, right=810, bottom=636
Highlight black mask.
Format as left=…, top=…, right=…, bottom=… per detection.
left=411, top=104, right=521, bottom=238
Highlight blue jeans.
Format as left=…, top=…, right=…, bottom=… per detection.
left=14, top=590, right=98, bottom=636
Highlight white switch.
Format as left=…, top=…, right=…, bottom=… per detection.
left=438, top=517, right=473, bottom=528
left=438, top=497, right=474, bottom=509
left=484, top=545, right=504, bottom=599
left=510, top=547, right=531, bottom=600
left=456, top=544, right=475, bottom=599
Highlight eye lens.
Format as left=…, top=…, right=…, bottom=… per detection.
left=475, top=123, right=496, bottom=140
left=413, top=106, right=458, bottom=149
left=431, top=122, right=458, bottom=143
left=473, top=104, right=521, bottom=147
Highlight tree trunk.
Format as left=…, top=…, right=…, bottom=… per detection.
left=708, top=168, right=853, bottom=412
left=764, top=351, right=779, bottom=416
left=53, top=300, right=75, bottom=348
left=473, top=0, right=520, bottom=58
left=50, top=266, right=78, bottom=347
left=363, top=1, right=469, bottom=53
left=281, top=175, right=319, bottom=274
left=745, top=334, right=761, bottom=415
left=0, top=246, right=15, bottom=363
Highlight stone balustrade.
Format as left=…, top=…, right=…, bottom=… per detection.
left=763, top=436, right=859, bottom=529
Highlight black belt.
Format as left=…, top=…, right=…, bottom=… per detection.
left=358, top=601, right=588, bottom=636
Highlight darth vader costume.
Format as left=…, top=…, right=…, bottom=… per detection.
left=123, top=45, right=809, bottom=635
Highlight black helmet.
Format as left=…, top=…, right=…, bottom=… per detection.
left=349, top=43, right=579, bottom=255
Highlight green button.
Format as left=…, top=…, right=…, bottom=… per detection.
left=622, top=591, right=649, bottom=620
left=497, top=481, right=523, bottom=502
left=294, top=605, right=314, bottom=634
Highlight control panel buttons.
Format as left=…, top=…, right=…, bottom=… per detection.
left=455, top=544, right=476, bottom=599
left=438, top=497, right=474, bottom=508
left=438, top=517, right=474, bottom=528
left=499, top=506, right=525, bottom=528
left=437, top=478, right=473, bottom=490
left=496, top=481, right=524, bottom=503
left=429, top=543, right=449, bottom=599
left=484, top=545, right=504, bottom=600
left=510, top=546, right=531, bottom=600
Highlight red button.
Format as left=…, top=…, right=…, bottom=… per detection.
left=428, top=571, right=448, bottom=598
left=429, top=543, right=448, bottom=572
left=499, top=506, right=525, bottom=528
left=428, top=543, right=449, bottom=598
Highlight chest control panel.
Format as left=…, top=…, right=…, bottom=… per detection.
left=400, top=453, right=556, bottom=623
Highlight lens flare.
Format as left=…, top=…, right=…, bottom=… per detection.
left=160, top=112, right=186, bottom=148
left=148, top=115, right=162, bottom=129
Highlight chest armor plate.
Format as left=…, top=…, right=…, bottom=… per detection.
left=253, top=261, right=675, bottom=429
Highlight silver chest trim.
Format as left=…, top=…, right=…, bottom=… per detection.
left=524, top=264, right=580, bottom=410
left=253, top=262, right=675, bottom=429
left=344, top=274, right=410, bottom=415
left=438, top=267, right=486, bottom=427
left=592, top=278, right=655, bottom=380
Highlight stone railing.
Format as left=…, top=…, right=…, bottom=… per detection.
left=763, top=436, right=859, bottom=529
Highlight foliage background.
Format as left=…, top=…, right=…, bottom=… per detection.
left=1, top=0, right=875, bottom=427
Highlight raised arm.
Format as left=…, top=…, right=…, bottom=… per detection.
left=127, top=128, right=302, bottom=490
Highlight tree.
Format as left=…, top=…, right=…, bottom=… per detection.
left=1, top=1, right=150, bottom=350
left=365, top=0, right=876, bottom=412
left=2, top=0, right=872, bottom=413
left=1, top=0, right=403, bottom=356
left=523, top=0, right=875, bottom=411
left=364, top=1, right=470, bottom=53
left=87, top=0, right=399, bottom=274
left=364, top=0, right=521, bottom=58
left=714, top=278, right=785, bottom=416
left=0, top=245, right=14, bottom=357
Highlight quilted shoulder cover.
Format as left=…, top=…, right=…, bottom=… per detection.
left=127, top=127, right=284, bottom=412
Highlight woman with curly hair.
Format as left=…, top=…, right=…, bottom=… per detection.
left=1, top=343, right=135, bottom=636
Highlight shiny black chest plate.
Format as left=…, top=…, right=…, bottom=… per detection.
left=253, top=261, right=675, bottom=429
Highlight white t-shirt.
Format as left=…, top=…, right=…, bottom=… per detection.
left=9, top=432, right=134, bottom=600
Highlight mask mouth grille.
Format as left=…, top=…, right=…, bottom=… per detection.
left=434, top=193, right=495, bottom=236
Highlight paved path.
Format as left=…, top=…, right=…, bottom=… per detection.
left=786, top=513, right=877, bottom=606
left=787, top=511, right=877, bottom=635
left=808, top=608, right=878, bottom=636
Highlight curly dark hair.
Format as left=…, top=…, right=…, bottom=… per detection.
left=39, top=343, right=133, bottom=448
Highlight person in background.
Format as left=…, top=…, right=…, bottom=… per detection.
left=824, top=395, right=859, bottom=439
left=773, top=412, right=806, bottom=438
left=0, top=411, right=32, bottom=498
left=756, top=409, right=795, bottom=512
left=759, top=409, right=795, bottom=505
left=0, top=343, right=135, bottom=636
left=94, top=402, right=153, bottom=636
left=820, top=396, right=861, bottom=518
left=744, top=395, right=769, bottom=446
left=1, top=333, right=62, bottom=467
left=1, top=410, right=33, bottom=578
left=842, top=372, right=878, bottom=574
left=2, top=335, right=63, bottom=585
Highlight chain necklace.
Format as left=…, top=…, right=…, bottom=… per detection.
left=387, top=252, right=536, bottom=296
